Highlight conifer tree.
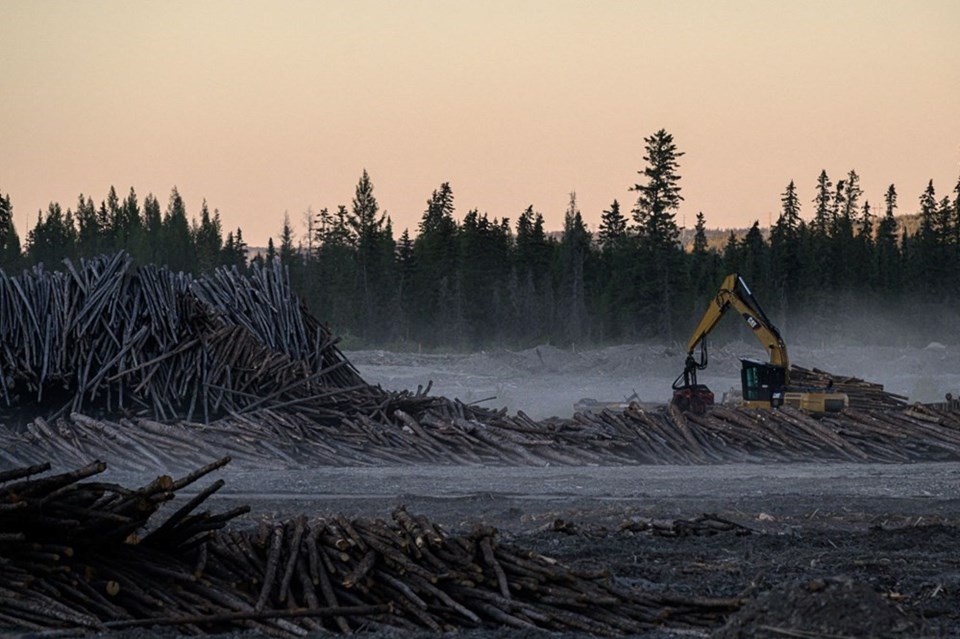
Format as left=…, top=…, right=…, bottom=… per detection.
left=686, top=211, right=718, bottom=319
left=630, top=128, right=684, bottom=339
left=559, top=192, right=590, bottom=342
left=812, top=170, right=832, bottom=237
left=140, top=194, right=163, bottom=264
left=771, top=181, right=803, bottom=302
left=740, top=221, right=768, bottom=291
left=75, top=194, right=100, bottom=257
left=413, top=182, right=458, bottom=341
left=162, top=187, right=194, bottom=272
left=27, top=202, right=77, bottom=266
left=876, top=184, right=900, bottom=290
left=597, top=199, right=626, bottom=250
left=104, top=186, right=122, bottom=252
left=195, top=200, right=224, bottom=273
left=0, top=190, right=19, bottom=269
left=810, top=170, right=834, bottom=287
left=914, top=180, right=940, bottom=293
left=394, top=228, right=416, bottom=342
left=120, top=187, right=142, bottom=250
left=350, top=170, right=394, bottom=341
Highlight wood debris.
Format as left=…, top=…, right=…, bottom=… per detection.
left=0, top=460, right=743, bottom=635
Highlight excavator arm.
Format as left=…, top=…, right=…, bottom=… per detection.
left=683, top=273, right=788, bottom=372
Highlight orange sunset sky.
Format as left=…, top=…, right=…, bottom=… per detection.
left=1, top=0, right=958, bottom=246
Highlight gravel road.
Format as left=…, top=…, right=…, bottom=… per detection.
left=174, top=462, right=960, bottom=532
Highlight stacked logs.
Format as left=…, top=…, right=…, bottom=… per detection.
left=2, top=398, right=959, bottom=471
left=0, top=460, right=742, bottom=635
left=790, top=366, right=909, bottom=410
left=0, top=253, right=415, bottom=424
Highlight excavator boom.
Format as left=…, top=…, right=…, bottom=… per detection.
left=683, top=273, right=789, bottom=371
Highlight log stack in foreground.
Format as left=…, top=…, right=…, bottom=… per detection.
left=0, top=460, right=742, bottom=635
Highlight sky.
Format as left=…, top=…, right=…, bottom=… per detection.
left=1, top=0, right=958, bottom=247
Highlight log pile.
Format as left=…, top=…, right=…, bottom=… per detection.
left=3, top=398, right=959, bottom=471
left=0, top=253, right=420, bottom=424
left=0, top=460, right=742, bottom=635
left=790, top=365, right=909, bottom=410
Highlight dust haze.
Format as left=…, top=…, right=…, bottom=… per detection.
left=349, top=305, right=960, bottom=420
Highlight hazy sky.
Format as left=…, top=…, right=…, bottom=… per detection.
left=1, top=0, right=958, bottom=246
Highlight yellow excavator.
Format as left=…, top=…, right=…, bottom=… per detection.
left=671, top=274, right=848, bottom=415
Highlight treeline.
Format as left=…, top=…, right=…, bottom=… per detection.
left=2, top=129, right=959, bottom=348
left=0, top=186, right=248, bottom=274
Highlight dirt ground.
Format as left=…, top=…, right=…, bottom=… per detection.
left=125, top=461, right=960, bottom=639
left=114, top=344, right=960, bottom=638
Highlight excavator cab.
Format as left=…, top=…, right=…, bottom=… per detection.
left=740, top=359, right=785, bottom=408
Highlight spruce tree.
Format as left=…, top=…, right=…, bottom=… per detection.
left=120, top=187, right=142, bottom=251
left=394, top=228, right=416, bottom=342
left=771, top=181, right=803, bottom=303
left=75, top=194, right=100, bottom=257
left=559, top=192, right=590, bottom=342
left=597, top=199, right=626, bottom=250
left=195, top=200, right=224, bottom=273
left=630, top=128, right=684, bottom=340
left=0, top=190, right=19, bottom=269
left=876, top=184, right=900, bottom=291
left=413, top=182, right=458, bottom=342
left=349, top=170, right=393, bottom=341
left=810, top=170, right=834, bottom=287
left=140, top=194, right=163, bottom=264
left=162, top=187, right=194, bottom=272
left=915, top=180, right=939, bottom=293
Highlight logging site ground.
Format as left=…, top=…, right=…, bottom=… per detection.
left=345, top=341, right=960, bottom=420
left=5, top=259, right=960, bottom=638
left=117, top=342, right=959, bottom=639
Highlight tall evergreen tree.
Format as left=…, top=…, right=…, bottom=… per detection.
left=770, top=181, right=803, bottom=310
left=27, top=202, right=77, bottom=266
left=809, top=170, right=834, bottom=288
left=0, top=190, right=19, bottom=269
left=876, top=184, right=900, bottom=291
left=630, top=128, right=684, bottom=339
left=914, top=180, right=940, bottom=293
left=413, top=182, right=459, bottom=341
left=103, top=186, right=122, bottom=252
left=139, top=194, right=163, bottom=264
left=812, top=170, right=833, bottom=237
left=75, top=194, right=100, bottom=257
left=314, top=205, right=358, bottom=334
left=194, top=200, right=223, bottom=273
left=596, top=199, right=634, bottom=339
left=597, top=199, right=626, bottom=250
left=120, top=187, right=142, bottom=250
left=162, top=187, right=194, bottom=272
left=740, top=221, right=768, bottom=291
left=349, top=170, right=394, bottom=340
left=394, top=228, right=416, bottom=342
left=559, top=192, right=590, bottom=342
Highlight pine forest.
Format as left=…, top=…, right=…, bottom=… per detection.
left=2, top=130, right=958, bottom=349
